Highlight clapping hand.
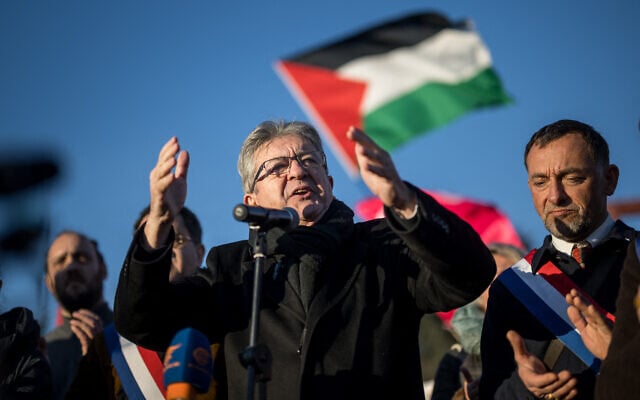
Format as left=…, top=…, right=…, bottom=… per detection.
left=144, top=137, right=189, bottom=249
left=69, top=309, right=104, bottom=356
left=566, top=288, right=612, bottom=360
left=507, top=330, right=578, bottom=399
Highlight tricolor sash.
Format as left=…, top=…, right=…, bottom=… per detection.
left=104, top=324, right=166, bottom=399
left=498, top=252, right=614, bottom=372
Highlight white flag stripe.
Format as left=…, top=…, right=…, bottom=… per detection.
left=511, top=258, right=581, bottom=336
left=119, top=335, right=165, bottom=400
left=337, top=29, right=492, bottom=113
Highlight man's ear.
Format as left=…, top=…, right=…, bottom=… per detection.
left=98, top=261, right=108, bottom=281
left=244, top=193, right=257, bottom=206
left=329, top=175, right=334, bottom=189
left=196, top=243, right=205, bottom=265
left=45, top=271, right=55, bottom=294
left=604, top=164, right=620, bottom=196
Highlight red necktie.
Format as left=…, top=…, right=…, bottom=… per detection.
left=571, top=241, right=592, bottom=269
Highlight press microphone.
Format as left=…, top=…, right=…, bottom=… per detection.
left=233, top=204, right=299, bottom=231
left=163, top=328, right=214, bottom=400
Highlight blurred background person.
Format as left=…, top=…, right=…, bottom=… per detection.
left=431, top=243, right=525, bottom=400
left=44, top=230, right=111, bottom=400
left=0, top=276, right=53, bottom=399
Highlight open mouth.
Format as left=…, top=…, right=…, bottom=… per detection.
left=290, top=186, right=312, bottom=197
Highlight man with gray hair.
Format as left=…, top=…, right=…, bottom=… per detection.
left=114, top=120, right=496, bottom=400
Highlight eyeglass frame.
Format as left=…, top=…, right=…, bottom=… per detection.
left=250, top=150, right=327, bottom=192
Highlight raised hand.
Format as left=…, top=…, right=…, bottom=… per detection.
left=566, top=288, right=612, bottom=360
left=69, top=309, right=104, bottom=356
left=347, top=126, right=416, bottom=218
left=507, top=330, right=578, bottom=399
left=144, top=137, right=190, bottom=249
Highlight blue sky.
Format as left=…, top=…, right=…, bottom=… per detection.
left=1, top=1, right=639, bottom=332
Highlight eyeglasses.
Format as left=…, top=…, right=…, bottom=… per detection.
left=173, top=235, right=193, bottom=249
left=250, top=150, right=326, bottom=191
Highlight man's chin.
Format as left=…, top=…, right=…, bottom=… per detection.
left=56, top=286, right=101, bottom=313
left=545, top=217, right=585, bottom=241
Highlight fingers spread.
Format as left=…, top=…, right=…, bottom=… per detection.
left=567, top=305, right=586, bottom=331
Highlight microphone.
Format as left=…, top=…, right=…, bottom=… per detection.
left=163, top=328, right=214, bottom=400
left=233, top=204, right=299, bottom=231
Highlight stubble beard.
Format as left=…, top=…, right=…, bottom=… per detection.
left=544, top=209, right=593, bottom=242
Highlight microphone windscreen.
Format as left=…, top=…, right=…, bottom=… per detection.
left=163, top=328, right=213, bottom=398
left=283, top=207, right=300, bottom=230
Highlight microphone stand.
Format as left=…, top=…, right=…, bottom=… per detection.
left=239, top=224, right=272, bottom=400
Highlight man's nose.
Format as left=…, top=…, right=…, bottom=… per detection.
left=287, top=157, right=308, bottom=178
left=62, top=254, right=86, bottom=271
left=548, top=180, right=569, bottom=204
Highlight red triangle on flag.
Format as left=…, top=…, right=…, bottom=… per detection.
left=275, top=60, right=366, bottom=177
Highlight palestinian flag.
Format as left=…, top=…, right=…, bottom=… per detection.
left=275, top=12, right=511, bottom=177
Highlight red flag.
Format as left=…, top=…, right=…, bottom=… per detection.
left=355, top=189, right=523, bottom=248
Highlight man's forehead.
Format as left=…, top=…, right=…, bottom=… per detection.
left=527, top=136, right=594, bottom=169
left=48, top=233, right=93, bottom=257
left=255, top=136, right=314, bottom=159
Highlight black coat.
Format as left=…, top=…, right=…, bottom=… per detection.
left=594, top=239, right=640, bottom=399
left=115, top=189, right=495, bottom=400
left=45, top=301, right=113, bottom=400
left=0, top=307, right=52, bottom=400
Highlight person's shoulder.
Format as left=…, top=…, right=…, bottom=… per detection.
left=208, top=240, right=248, bottom=258
left=0, top=307, right=41, bottom=348
left=611, top=219, right=638, bottom=239
left=205, top=240, right=249, bottom=270
left=0, top=306, right=36, bottom=328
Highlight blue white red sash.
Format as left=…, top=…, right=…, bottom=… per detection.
left=498, top=252, right=614, bottom=372
left=104, top=324, right=166, bottom=400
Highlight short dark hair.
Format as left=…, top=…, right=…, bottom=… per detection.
left=45, top=230, right=105, bottom=273
left=133, top=206, right=202, bottom=244
left=524, top=119, right=610, bottom=169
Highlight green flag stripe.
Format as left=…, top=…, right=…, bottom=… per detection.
left=364, top=68, right=511, bottom=150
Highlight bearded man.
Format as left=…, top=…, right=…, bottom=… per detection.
left=44, top=230, right=111, bottom=400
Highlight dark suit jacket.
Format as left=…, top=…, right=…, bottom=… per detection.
left=480, top=221, right=637, bottom=400
left=594, top=239, right=640, bottom=399
left=115, top=188, right=495, bottom=400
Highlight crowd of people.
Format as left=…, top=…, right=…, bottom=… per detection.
left=0, top=118, right=637, bottom=400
